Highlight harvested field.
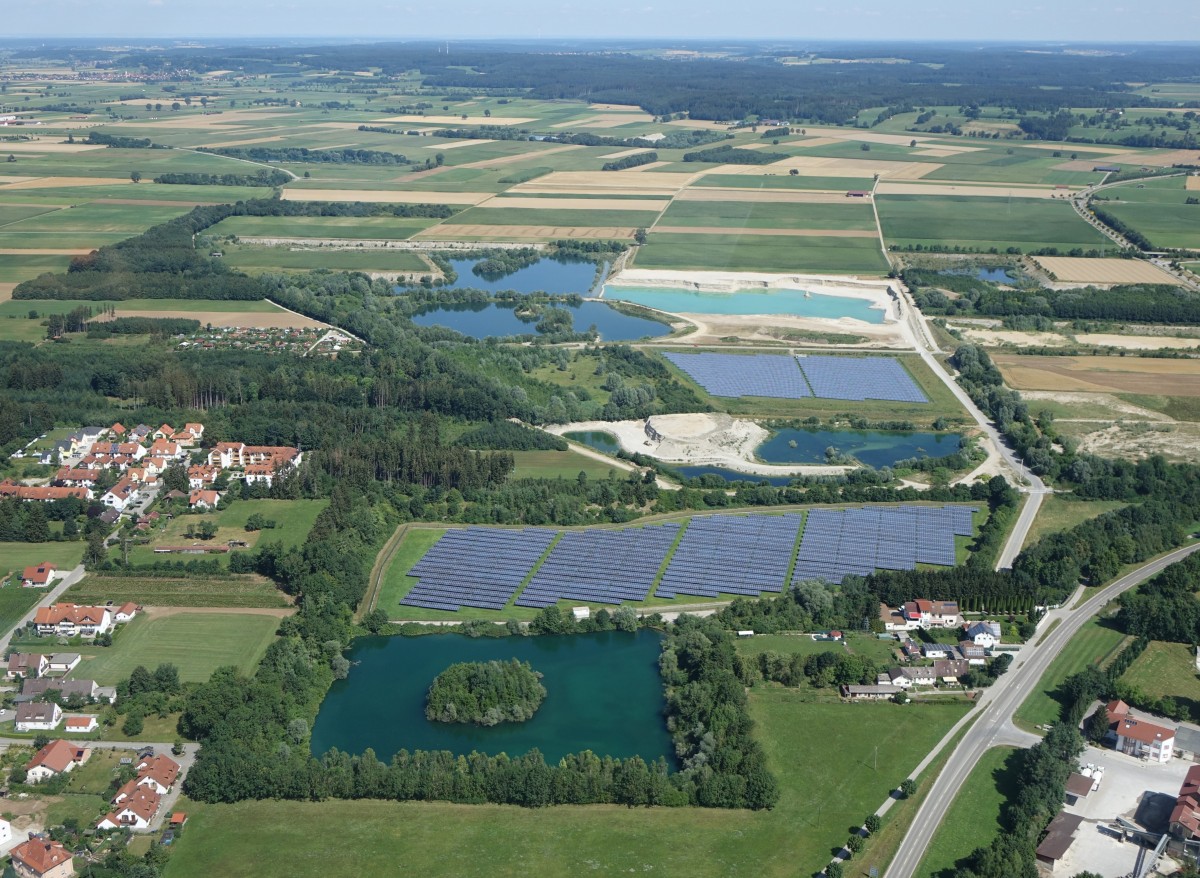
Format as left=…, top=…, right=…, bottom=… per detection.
left=589, top=103, right=646, bottom=112
left=1075, top=333, right=1200, bottom=350
left=876, top=182, right=1067, bottom=198
left=652, top=226, right=876, bottom=237
left=100, top=307, right=324, bottom=329
left=601, top=148, right=656, bottom=160
left=1135, top=149, right=1200, bottom=168
left=0, top=176, right=129, bottom=189
left=993, top=354, right=1200, bottom=396
left=513, top=171, right=696, bottom=195
left=628, top=161, right=673, bottom=172
left=1188, top=176, right=1200, bottom=191
left=721, top=157, right=939, bottom=179
left=1033, top=256, right=1183, bottom=285
left=413, top=224, right=635, bottom=240
left=674, top=188, right=865, bottom=204
left=279, top=189, right=488, bottom=204
left=0, top=141, right=104, bottom=153
left=371, top=115, right=536, bottom=125
left=423, top=139, right=493, bottom=150
left=791, top=137, right=844, bottom=148
left=550, top=113, right=654, bottom=128
left=476, top=196, right=668, bottom=211
left=196, top=134, right=287, bottom=149
left=0, top=284, right=14, bottom=301
left=458, top=145, right=583, bottom=169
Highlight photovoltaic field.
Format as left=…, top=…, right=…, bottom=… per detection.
left=395, top=506, right=975, bottom=612
left=662, top=352, right=928, bottom=403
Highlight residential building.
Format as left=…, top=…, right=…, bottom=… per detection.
left=899, top=666, right=939, bottom=686
left=1114, top=716, right=1175, bottom=763
left=902, top=599, right=962, bottom=629
left=101, top=476, right=139, bottom=512
left=10, top=837, right=74, bottom=878
left=0, top=480, right=90, bottom=502
left=113, top=602, right=139, bottom=623
left=16, top=701, right=63, bottom=732
left=932, top=659, right=971, bottom=683
left=1170, top=764, right=1200, bottom=840
left=189, top=489, right=220, bottom=509
left=33, top=604, right=113, bottom=638
left=921, top=643, right=949, bottom=659
left=26, top=739, right=90, bottom=783
left=21, top=678, right=104, bottom=702
left=47, top=652, right=82, bottom=673
left=963, top=620, right=1002, bottom=649
left=6, top=653, right=48, bottom=679
left=0, top=818, right=10, bottom=847
left=21, top=562, right=57, bottom=588
left=957, top=642, right=988, bottom=665
left=98, top=787, right=160, bottom=831
left=135, top=755, right=180, bottom=794
left=187, top=464, right=219, bottom=489
left=64, top=716, right=98, bottom=734
left=879, top=603, right=913, bottom=633
left=53, top=467, right=101, bottom=487
left=879, top=668, right=913, bottom=689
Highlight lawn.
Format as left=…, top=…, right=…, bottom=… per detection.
left=64, top=748, right=128, bottom=796
left=634, top=231, right=890, bottom=274
left=508, top=449, right=624, bottom=480
left=1021, top=496, right=1127, bottom=550
left=0, top=541, right=85, bottom=579
left=375, top=527, right=446, bottom=616
left=64, top=573, right=289, bottom=609
left=127, top=499, right=326, bottom=568
left=877, top=194, right=1112, bottom=252
left=1015, top=614, right=1128, bottom=728
left=161, top=698, right=968, bottom=878
left=76, top=611, right=281, bottom=684
left=917, top=746, right=1020, bottom=878
left=1119, top=641, right=1200, bottom=707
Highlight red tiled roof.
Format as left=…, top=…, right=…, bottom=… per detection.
left=1117, top=716, right=1174, bottom=745
left=138, top=754, right=180, bottom=789
left=27, top=739, right=85, bottom=774
left=21, top=562, right=55, bottom=584
left=11, top=838, right=72, bottom=874
left=33, top=603, right=109, bottom=627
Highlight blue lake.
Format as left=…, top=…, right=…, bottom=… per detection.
left=603, top=285, right=886, bottom=323
left=311, top=630, right=672, bottom=764
left=411, top=301, right=668, bottom=340
left=940, top=266, right=1012, bottom=283
left=442, top=257, right=604, bottom=294
left=757, top=428, right=962, bottom=468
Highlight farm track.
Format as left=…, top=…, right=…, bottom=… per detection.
left=362, top=523, right=409, bottom=619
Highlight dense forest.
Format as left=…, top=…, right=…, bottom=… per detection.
left=425, top=659, right=547, bottom=726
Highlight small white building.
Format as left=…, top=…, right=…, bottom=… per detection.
left=0, top=818, right=10, bottom=847
left=963, top=621, right=1002, bottom=649
left=571, top=607, right=590, bottom=621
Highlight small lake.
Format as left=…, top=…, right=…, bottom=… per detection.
left=411, top=301, right=668, bottom=341
left=564, top=430, right=621, bottom=453
left=311, top=629, right=673, bottom=764
left=443, top=257, right=604, bottom=295
left=757, top=428, right=962, bottom=468
left=604, top=285, right=886, bottom=323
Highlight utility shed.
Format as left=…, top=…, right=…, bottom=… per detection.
left=1036, top=812, right=1084, bottom=870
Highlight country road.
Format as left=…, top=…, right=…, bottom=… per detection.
left=883, top=540, right=1200, bottom=878
left=0, top=565, right=86, bottom=656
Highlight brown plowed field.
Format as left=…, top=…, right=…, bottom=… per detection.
left=994, top=354, right=1200, bottom=396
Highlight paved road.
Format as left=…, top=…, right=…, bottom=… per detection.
left=0, top=565, right=86, bottom=655
left=883, top=541, right=1200, bottom=878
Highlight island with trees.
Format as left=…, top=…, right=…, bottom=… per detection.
left=425, top=658, right=547, bottom=726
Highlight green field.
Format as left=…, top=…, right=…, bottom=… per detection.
left=634, top=231, right=889, bottom=274
left=1021, top=496, right=1128, bottom=550
left=1119, top=640, right=1200, bottom=705
left=223, top=246, right=429, bottom=273
left=1016, top=614, right=1128, bottom=727
left=127, top=499, right=326, bottom=568
left=1098, top=176, right=1200, bottom=250
left=658, top=199, right=877, bottom=231
left=210, top=215, right=444, bottom=240
left=0, top=585, right=51, bottom=639
left=918, top=746, right=1019, bottom=878
left=0, top=541, right=85, bottom=579
left=693, top=174, right=873, bottom=191
left=877, top=195, right=1111, bottom=252
left=444, top=207, right=663, bottom=227
left=76, top=611, right=281, bottom=684
left=508, top=449, right=625, bottom=480
left=64, top=573, right=289, bottom=609
left=161, top=697, right=968, bottom=878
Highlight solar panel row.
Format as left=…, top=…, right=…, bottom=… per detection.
left=656, top=513, right=803, bottom=599
left=401, top=527, right=557, bottom=611
left=661, top=352, right=927, bottom=404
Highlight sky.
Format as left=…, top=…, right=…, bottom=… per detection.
left=5, top=0, right=1200, bottom=41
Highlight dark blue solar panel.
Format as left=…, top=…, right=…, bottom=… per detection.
left=795, top=355, right=927, bottom=403
left=401, top=527, right=557, bottom=611
left=656, top=513, right=802, bottom=599
left=662, top=352, right=811, bottom=399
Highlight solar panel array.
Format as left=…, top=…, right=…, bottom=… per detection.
left=400, top=527, right=557, bottom=611
left=791, top=505, right=975, bottom=585
left=515, top=524, right=681, bottom=608
left=656, top=513, right=803, bottom=599
left=796, top=356, right=928, bottom=403
left=662, top=352, right=811, bottom=399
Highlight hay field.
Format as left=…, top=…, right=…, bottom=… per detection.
left=1033, top=257, right=1183, bottom=285
left=875, top=182, right=1067, bottom=199
left=993, top=354, right=1200, bottom=396
left=279, top=188, right=489, bottom=204
left=100, top=305, right=323, bottom=329
left=512, top=171, right=697, bottom=195
left=674, top=188, right=865, bottom=204
left=413, top=224, right=636, bottom=240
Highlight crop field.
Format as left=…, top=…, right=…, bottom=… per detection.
left=657, top=199, right=878, bottom=231
left=223, top=246, right=429, bottom=274
left=161, top=698, right=969, bottom=878
left=877, top=194, right=1111, bottom=252
left=210, top=214, right=446, bottom=240
left=633, top=231, right=890, bottom=273
left=993, top=354, right=1200, bottom=396
left=1119, top=641, right=1200, bottom=706
left=1096, top=176, right=1200, bottom=250
left=64, top=573, right=290, bottom=609
left=77, top=610, right=282, bottom=684
left=1032, top=256, right=1183, bottom=285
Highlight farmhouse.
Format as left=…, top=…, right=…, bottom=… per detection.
left=21, top=562, right=58, bottom=588
left=6, top=652, right=49, bottom=679
left=1114, top=716, right=1175, bottom=763
left=16, top=701, right=63, bottom=732
left=34, top=604, right=113, bottom=638
left=26, top=739, right=90, bottom=783
left=9, top=837, right=74, bottom=878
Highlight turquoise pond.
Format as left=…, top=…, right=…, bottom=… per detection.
left=603, top=285, right=886, bottom=323
left=565, top=428, right=962, bottom=473
left=311, top=630, right=673, bottom=764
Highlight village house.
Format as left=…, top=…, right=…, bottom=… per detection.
left=25, top=739, right=90, bottom=783
left=0, top=480, right=90, bottom=502
left=33, top=604, right=113, bottom=638
left=187, top=464, right=219, bottom=489
left=21, top=677, right=112, bottom=703
left=903, top=599, right=963, bottom=629
left=921, top=642, right=949, bottom=659
left=52, top=467, right=101, bottom=488
left=16, top=701, right=63, bottom=732
left=113, top=602, right=139, bottom=623
left=879, top=603, right=912, bottom=633
left=21, top=562, right=58, bottom=588
left=134, top=754, right=181, bottom=794
left=1114, top=715, right=1175, bottom=763
left=899, top=666, right=939, bottom=686
left=879, top=668, right=913, bottom=689
left=841, top=684, right=902, bottom=700
left=98, top=786, right=160, bottom=831
left=189, top=489, right=221, bottom=509
left=47, top=652, right=82, bottom=674
left=6, top=652, right=49, bottom=679
left=963, top=620, right=1002, bottom=649
left=10, top=837, right=75, bottom=878
left=64, top=716, right=98, bottom=734
left=957, top=642, right=988, bottom=665
left=932, top=659, right=971, bottom=683
left=101, top=475, right=140, bottom=512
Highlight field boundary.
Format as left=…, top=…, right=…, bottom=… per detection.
left=362, top=523, right=408, bottom=619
